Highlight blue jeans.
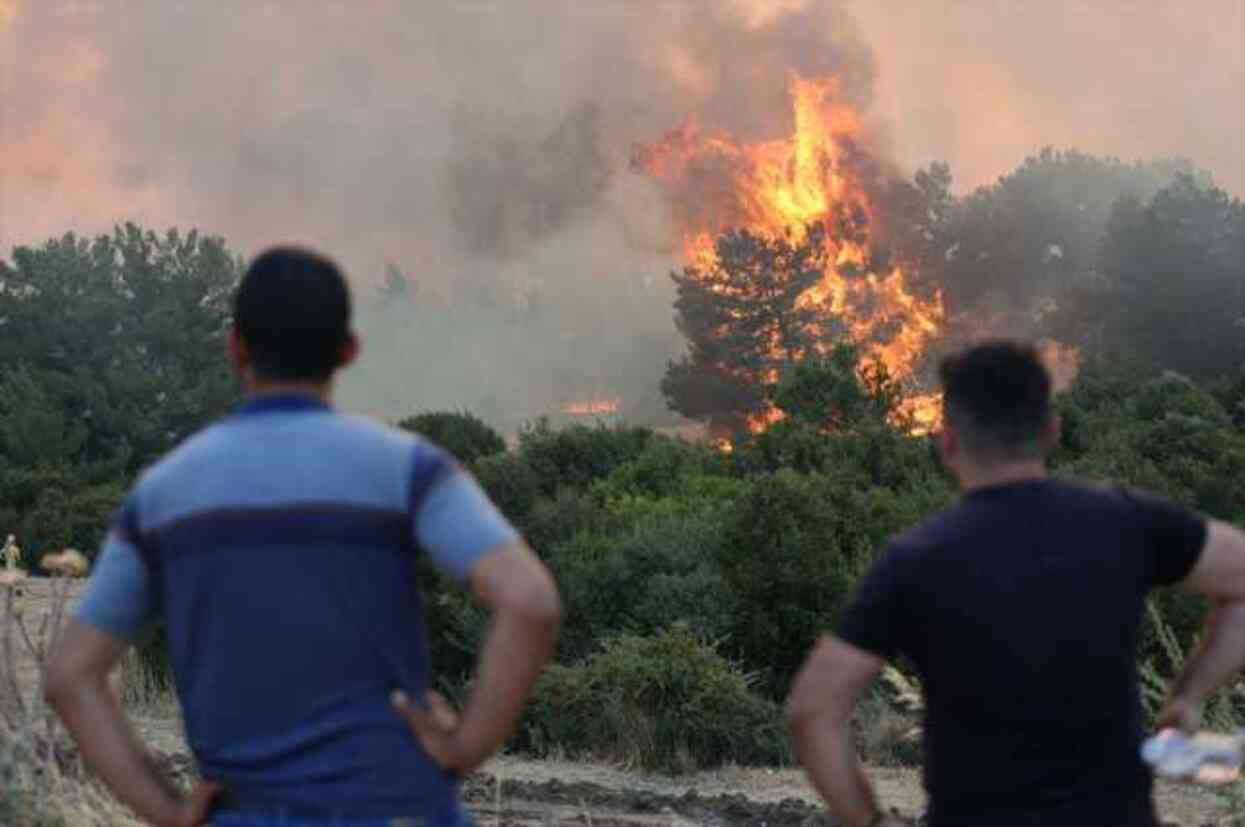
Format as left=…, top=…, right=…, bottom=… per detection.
left=211, top=810, right=477, bottom=827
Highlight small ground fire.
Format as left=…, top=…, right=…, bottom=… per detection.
left=563, top=398, right=624, bottom=416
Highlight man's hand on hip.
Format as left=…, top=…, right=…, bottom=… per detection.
left=391, top=689, right=467, bottom=773
left=162, top=782, right=223, bottom=827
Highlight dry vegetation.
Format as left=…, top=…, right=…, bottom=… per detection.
left=0, top=547, right=157, bottom=827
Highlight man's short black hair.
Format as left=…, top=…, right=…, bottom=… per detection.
left=234, top=247, right=352, bottom=382
left=938, top=340, right=1053, bottom=459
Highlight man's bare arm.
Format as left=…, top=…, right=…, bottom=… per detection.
left=44, top=621, right=217, bottom=827
left=786, top=636, right=907, bottom=827
left=394, top=539, right=561, bottom=772
left=1160, top=521, right=1245, bottom=727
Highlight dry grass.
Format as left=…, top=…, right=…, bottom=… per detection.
left=1, top=543, right=168, bottom=827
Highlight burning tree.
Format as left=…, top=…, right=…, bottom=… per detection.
left=662, top=225, right=837, bottom=434
left=640, top=73, right=945, bottom=437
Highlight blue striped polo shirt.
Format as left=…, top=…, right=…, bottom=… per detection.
left=76, top=394, right=518, bottom=819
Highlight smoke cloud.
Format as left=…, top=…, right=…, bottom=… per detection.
left=1, top=0, right=1241, bottom=427
left=853, top=0, right=1245, bottom=195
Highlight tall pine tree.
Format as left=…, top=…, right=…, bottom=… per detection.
left=661, top=225, right=833, bottom=434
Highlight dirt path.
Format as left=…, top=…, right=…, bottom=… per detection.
left=470, top=756, right=1235, bottom=826
left=138, top=709, right=1237, bottom=827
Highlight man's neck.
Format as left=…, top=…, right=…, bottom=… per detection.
left=246, top=380, right=332, bottom=405
left=958, top=460, right=1048, bottom=494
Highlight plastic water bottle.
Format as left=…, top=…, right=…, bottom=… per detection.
left=1140, top=728, right=1245, bottom=783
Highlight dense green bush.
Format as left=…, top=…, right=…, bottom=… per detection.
left=516, top=421, right=654, bottom=496
left=396, top=411, right=507, bottom=466
left=548, top=508, right=735, bottom=661
left=520, top=625, right=786, bottom=772
left=717, top=470, right=930, bottom=695
left=418, top=561, right=487, bottom=694
left=472, top=451, right=544, bottom=528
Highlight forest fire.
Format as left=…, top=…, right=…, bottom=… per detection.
left=635, top=73, right=945, bottom=435
left=563, top=398, right=623, bottom=416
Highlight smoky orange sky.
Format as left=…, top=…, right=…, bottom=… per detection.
left=852, top=0, right=1245, bottom=195
left=2, top=0, right=1242, bottom=276
left=1, top=0, right=1241, bottom=423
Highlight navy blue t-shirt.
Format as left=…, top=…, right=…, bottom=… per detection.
left=838, top=478, right=1207, bottom=827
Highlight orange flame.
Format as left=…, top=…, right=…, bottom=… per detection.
left=637, top=73, right=945, bottom=434
left=563, top=398, right=623, bottom=416
left=0, top=0, right=16, bottom=33
left=1038, top=338, right=1082, bottom=393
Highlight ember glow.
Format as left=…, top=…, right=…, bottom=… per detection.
left=563, top=398, right=623, bottom=416
left=636, top=72, right=945, bottom=433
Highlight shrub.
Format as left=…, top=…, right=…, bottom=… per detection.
left=516, top=421, right=653, bottom=496
left=396, top=411, right=506, bottom=466
left=418, top=561, right=487, bottom=694
left=737, top=419, right=946, bottom=491
left=520, top=625, right=786, bottom=772
left=717, top=470, right=926, bottom=696
left=547, top=508, right=735, bottom=661
left=472, top=452, right=543, bottom=527
left=591, top=436, right=726, bottom=500
left=523, top=487, right=610, bottom=553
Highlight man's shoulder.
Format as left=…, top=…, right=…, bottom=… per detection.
left=140, top=412, right=424, bottom=479
left=332, top=415, right=456, bottom=474
left=133, top=419, right=234, bottom=494
left=328, top=412, right=423, bottom=453
left=130, top=412, right=448, bottom=523
left=1045, top=476, right=1129, bottom=503
left=885, top=503, right=967, bottom=558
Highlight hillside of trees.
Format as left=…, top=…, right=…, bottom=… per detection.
left=1, top=150, right=1242, bottom=769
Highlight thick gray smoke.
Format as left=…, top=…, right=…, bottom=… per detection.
left=1, top=1, right=1241, bottom=429
left=0, top=0, right=878, bottom=427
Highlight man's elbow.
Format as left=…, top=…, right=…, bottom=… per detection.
left=784, top=686, right=822, bottom=735
left=499, top=574, right=563, bottom=628
left=42, top=657, right=78, bottom=710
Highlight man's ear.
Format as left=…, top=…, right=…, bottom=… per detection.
left=1039, top=411, right=1061, bottom=453
left=337, top=331, right=360, bottom=370
left=226, top=326, right=248, bottom=373
left=938, top=424, right=958, bottom=468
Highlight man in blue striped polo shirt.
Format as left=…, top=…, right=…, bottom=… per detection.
left=45, top=247, right=562, bottom=826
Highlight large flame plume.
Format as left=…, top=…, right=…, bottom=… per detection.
left=635, top=73, right=944, bottom=433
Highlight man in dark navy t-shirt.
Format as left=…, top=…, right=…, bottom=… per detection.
left=786, top=341, right=1245, bottom=827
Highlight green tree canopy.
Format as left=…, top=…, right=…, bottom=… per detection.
left=0, top=224, right=242, bottom=560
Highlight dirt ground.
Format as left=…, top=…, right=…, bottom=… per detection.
left=13, top=579, right=1240, bottom=825
left=128, top=697, right=1236, bottom=825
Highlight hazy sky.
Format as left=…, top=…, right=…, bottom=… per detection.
left=2, top=0, right=1241, bottom=268
left=1, top=0, right=1240, bottom=421
left=852, top=0, right=1245, bottom=193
